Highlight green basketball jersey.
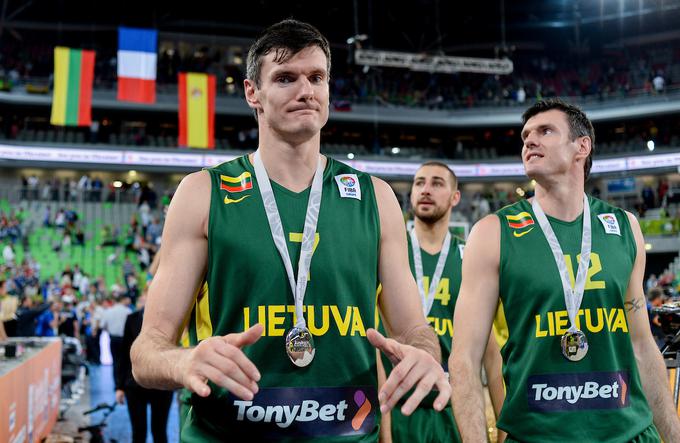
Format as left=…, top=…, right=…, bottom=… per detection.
left=183, top=155, right=381, bottom=442
left=380, top=232, right=463, bottom=443
left=407, top=233, right=464, bottom=364
left=495, top=196, right=655, bottom=443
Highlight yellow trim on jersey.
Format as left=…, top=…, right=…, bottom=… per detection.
left=492, top=300, right=509, bottom=349
left=375, top=284, right=382, bottom=329
left=195, top=281, right=212, bottom=341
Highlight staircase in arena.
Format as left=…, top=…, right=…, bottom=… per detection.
left=0, top=198, right=144, bottom=289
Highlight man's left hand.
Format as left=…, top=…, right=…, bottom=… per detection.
left=367, top=328, right=450, bottom=415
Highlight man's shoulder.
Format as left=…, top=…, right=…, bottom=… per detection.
left=325, top=156, right=374, bottom=183
left=494, top=199, right=530, bottom=217
left=205, top=154, right=250, bottom=176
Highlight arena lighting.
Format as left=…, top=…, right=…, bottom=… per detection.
left=354, top=49, right=514, bottom=75
left=113, top=181, right=123, bottom=188
left=391, top=147, right=401, bottom=154
left=347, top=153, right=355, bottom=159
left=647, top=140, right=655, bottom=151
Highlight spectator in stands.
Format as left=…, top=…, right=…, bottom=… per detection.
left=54, top=209, right=66, bottom=229
left=35, top=299, right=60, bottom=337
left=146, top=216, right=162, bottom=245
left=43, top=206, right=51, bottom=227
left=14, top=296, right=50, bottom=336
left=58, top=294, right=79, bottom=339
left=646, top=273, right=659, bottom=293
left=0, top=286, right=19, bottom=337
left=3, top=243, right=15, bottom=266
left=653, top=72, right=665, bottom=94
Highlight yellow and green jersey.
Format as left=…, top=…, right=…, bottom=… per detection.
left=495, top=197, right=656, bottom=443
left=183, top=155, right=381, bottom=442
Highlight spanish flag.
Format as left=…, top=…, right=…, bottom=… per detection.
left=505, top=212, right=535, bottom=229
left=220, top=172, right=252, bottom=193
left=178, top=72, right=215, bottom=149
left=50, top=47, right=95, bottom=126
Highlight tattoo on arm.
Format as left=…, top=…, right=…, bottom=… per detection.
left=624, top=297, right=643, bottom=313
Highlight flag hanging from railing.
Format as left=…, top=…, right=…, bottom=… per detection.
left=50, top=47, right=95, bottom=126
left=178, top=72, right=215, bottom=149
left=117, top=27, right=157, bottom=103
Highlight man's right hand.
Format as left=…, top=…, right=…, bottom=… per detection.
left=178, top=324, right=263, bottom=400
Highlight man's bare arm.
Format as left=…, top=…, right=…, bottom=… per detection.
left=450, top=215, right=501, bottom=441
left=131, top=170, right=211, bottom=389
left=368, top=176, right=448, bottom=415
left=131, top=171, right=262, bottom=400
left=625, top=211, right=680, bottom=441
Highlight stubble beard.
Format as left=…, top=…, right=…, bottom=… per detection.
left=414, top=205, right=449, bottom=225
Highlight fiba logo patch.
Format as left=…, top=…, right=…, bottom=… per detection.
left=341, top=176, right=356, bottom=187
left=335, top=174, right=361, bottom=200
left=351, top=390, right=372, bottom=430
left=597, top=213, right=621, bottom=236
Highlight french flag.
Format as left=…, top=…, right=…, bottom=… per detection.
left=117, top=27, right=157, bottom=103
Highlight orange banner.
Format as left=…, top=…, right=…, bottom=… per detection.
left=0, top=339, right=62, bottom=443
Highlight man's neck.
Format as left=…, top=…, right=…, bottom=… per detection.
left=252, top=134, right=323, bottom=192
left=533, top=180, right=585, bottom=221
left=414, top=215, right=451, bottom=255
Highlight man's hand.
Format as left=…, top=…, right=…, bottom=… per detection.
left=178, top=324, right=264, bottom=400
left=367, top=328, right=450, bottom=415
left=115, top=389, right=125, bottom=405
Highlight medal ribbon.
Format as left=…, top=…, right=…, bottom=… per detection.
left=531, top=194, right=591, bottom=334
left=253, top=150, right=324, bottom=329
left=409, top=229, right=451, bottom=317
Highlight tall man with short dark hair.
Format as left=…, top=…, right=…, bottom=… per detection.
left=451, top=99, right=680, bottom=442
left=132, top=19, right=449, bottom=441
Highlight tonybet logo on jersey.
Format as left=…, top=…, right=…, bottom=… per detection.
left=228, top=386, right=376, bottom=437
left=528, top=371, right=629, bottom=412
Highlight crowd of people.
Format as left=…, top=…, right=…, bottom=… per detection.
left=1, top=32, right=679, bottom=111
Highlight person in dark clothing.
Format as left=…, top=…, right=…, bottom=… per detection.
left=116, top=297, right=173, bottom=443
left=14, top=296, right=50, bottom=336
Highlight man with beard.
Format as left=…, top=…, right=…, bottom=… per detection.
left=379, top=162, right=505, bottom=443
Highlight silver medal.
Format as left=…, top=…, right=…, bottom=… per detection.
left=561, top=329, right=588, bottom=362
left=285, top=326, right=315, bottom=367
left=253, top=151, right=324, bottom=369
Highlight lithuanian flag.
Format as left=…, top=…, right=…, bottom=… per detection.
left=505, top=212, right=535, bottom=229
left=220, top=172, right=252, bottom=192
left=50, top=47, right=95, bottom=126
left=178, top=72, right=215, bottom=149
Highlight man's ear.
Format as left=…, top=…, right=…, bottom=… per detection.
left=244, top=79, right=260, bottom=112
left=577, top=136, right=592, bottom=160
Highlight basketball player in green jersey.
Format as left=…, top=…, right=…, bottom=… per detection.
left=450, top=99, right=680, bottom=442
left=131, top=20, right=449, bottom=441
left=378, top=162, right=505, bottom=443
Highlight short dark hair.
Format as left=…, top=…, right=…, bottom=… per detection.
left=246, top=19, right=331, bottom=87
left=648, top=286, right=663, bottom=302
left=417, top=161, right=458, bottom=190
left=521, top=99, right=595, bottom=181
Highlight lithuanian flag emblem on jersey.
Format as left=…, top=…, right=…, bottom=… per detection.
left=505, top=212, right=535, bottom=229
left=220, top=172, right=252, bottom=193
